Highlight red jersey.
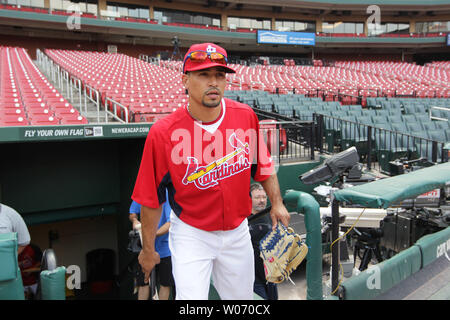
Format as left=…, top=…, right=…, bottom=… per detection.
left=132, top=98, right=274, bottom=231
left=18, top=244, right=41, bottom=286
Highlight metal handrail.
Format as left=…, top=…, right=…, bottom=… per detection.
left=429, top=105, right=449, bottom=122
left=105, top=97, right=129, bottom=123
left=84, top=84, right=101, bottom=123
left=317, top=113, right=446, bottom=165
left=61, top=70, right=70, bottom=97
left=69, top=76, right=83, bottom=112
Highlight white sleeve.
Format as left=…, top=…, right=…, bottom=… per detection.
left=7, top=207, right=31, bottom=246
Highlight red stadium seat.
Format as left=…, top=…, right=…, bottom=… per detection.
left=0, top=46, right=77, bottom=127
left=27, top=108, right=55, bottom=119
left=59, top=114, right=88, bottom=125
left=29, top=115, right=60, bottom=126
left=53, top=107, right=80, bottom=118
left=0, top=115, right=30, bottom=126
left=0, top=107, right=26, bottom=116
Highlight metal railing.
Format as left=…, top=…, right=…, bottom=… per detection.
left=429, top=105, right=449, bottom=122
left=138, top=54, right=149, bottom=63
left=69, top=76, right=82, bottom=112
left=84, top=84, right=101, bottom=123
left=37, top=49, right=85, bottom=113
left=315, top=114, right=448, bottom=172
left=259, top=120, right=315, bottom=164
left=105, top=97, right=129, bottom=123
left=36, top=49, right=112, bottom=123
left=255, top=109, right=315, bottom=164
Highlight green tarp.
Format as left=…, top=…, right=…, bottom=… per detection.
left=333, top=162, right=450, bottom=208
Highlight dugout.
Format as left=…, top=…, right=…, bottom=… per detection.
left=0, top=123, right=149, bottom=298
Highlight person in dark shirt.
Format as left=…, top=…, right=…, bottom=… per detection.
left=248, top=183, right=278, bottom=300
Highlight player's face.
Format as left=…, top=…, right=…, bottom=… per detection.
left=251, top=189, right=267, bottom=214
left=183, top=67, right=227, bottom=109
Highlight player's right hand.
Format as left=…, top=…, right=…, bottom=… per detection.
left=138, top=249, right=160, bottom=282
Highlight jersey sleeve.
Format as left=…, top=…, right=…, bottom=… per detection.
left=10, top=210, right=31, bottom=247
left=129, top=200, right=141, bottom=215
left=132, top=123, right=171, bottom=209
left=251, top=112, right=275, bottom=182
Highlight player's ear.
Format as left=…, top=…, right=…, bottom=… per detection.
left=182, top=73, right=189, bottom=93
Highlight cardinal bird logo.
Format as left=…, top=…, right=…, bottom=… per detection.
left=182, top=133, right=251, bottom=190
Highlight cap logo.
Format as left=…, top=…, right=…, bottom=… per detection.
left=206, top=45, right=216, bottom=53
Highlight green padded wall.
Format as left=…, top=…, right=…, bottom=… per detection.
left=341, top=245, right=422, bottom=300
left=415, top=226, right=450, bottom=268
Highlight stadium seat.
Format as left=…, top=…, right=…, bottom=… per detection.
left=29, top=115, right=60, bottom=126
left=428, top=130, right=447, bottom=143
left=53, top=107, right=80, bottom=118
left=375, top=130, right=408, bottom=173
left=0, top=47, right=76, bottom=127
left=60, top=115, right=88, bottom=125
left=391, top=122, right=408, bottom=133
left=422, top=122, right=437, bottom=131
left=435, top=121, right=450, bottom=130
left=406, top=122, right=423, bottom=132
left=415, top=140, right=442, bottom=162
left=0, top=115, right=30, bottom=126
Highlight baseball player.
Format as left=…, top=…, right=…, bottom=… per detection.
left=132, top=42, right=290, bottom=300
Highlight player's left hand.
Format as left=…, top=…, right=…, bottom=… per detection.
left=269, top=202, right=290, bottom=230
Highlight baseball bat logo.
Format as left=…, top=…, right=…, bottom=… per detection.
left=182, top=133, right=250, bottom=189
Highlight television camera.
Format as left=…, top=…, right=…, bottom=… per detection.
left=299, top=147, right=384, bottom=271
left=299, top=147, right=450, bottom=271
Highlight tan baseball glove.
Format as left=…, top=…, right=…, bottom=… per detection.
left=259, top=222, right=308, bottom=284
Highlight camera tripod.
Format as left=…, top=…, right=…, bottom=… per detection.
left=352, top=227, right=384, bottom=271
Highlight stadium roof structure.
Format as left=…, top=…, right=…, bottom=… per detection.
left=0, top=8, right=447, bottom=53
left=153, top=0, right=450, bottom=14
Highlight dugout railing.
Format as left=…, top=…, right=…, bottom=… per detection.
left=314, top=114, right=448, bottom=173
left=254, top=108, right=316, bottom=164
left=254, top=107, right=448, bottom=172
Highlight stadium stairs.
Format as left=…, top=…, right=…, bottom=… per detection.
left=33, top=56, right=115, bottom=124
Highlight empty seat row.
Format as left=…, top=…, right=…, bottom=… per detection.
left=45, top=49, right=189, bottom=121
left=0, top=46, right=87, bottom=126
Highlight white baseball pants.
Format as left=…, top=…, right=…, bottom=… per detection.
left=169, top=211, right=255, bottom=300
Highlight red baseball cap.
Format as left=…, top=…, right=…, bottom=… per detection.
left=183, top=43, right=235, bottom=74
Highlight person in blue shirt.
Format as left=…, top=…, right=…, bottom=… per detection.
left=129, top=190, right=175, bottom=300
